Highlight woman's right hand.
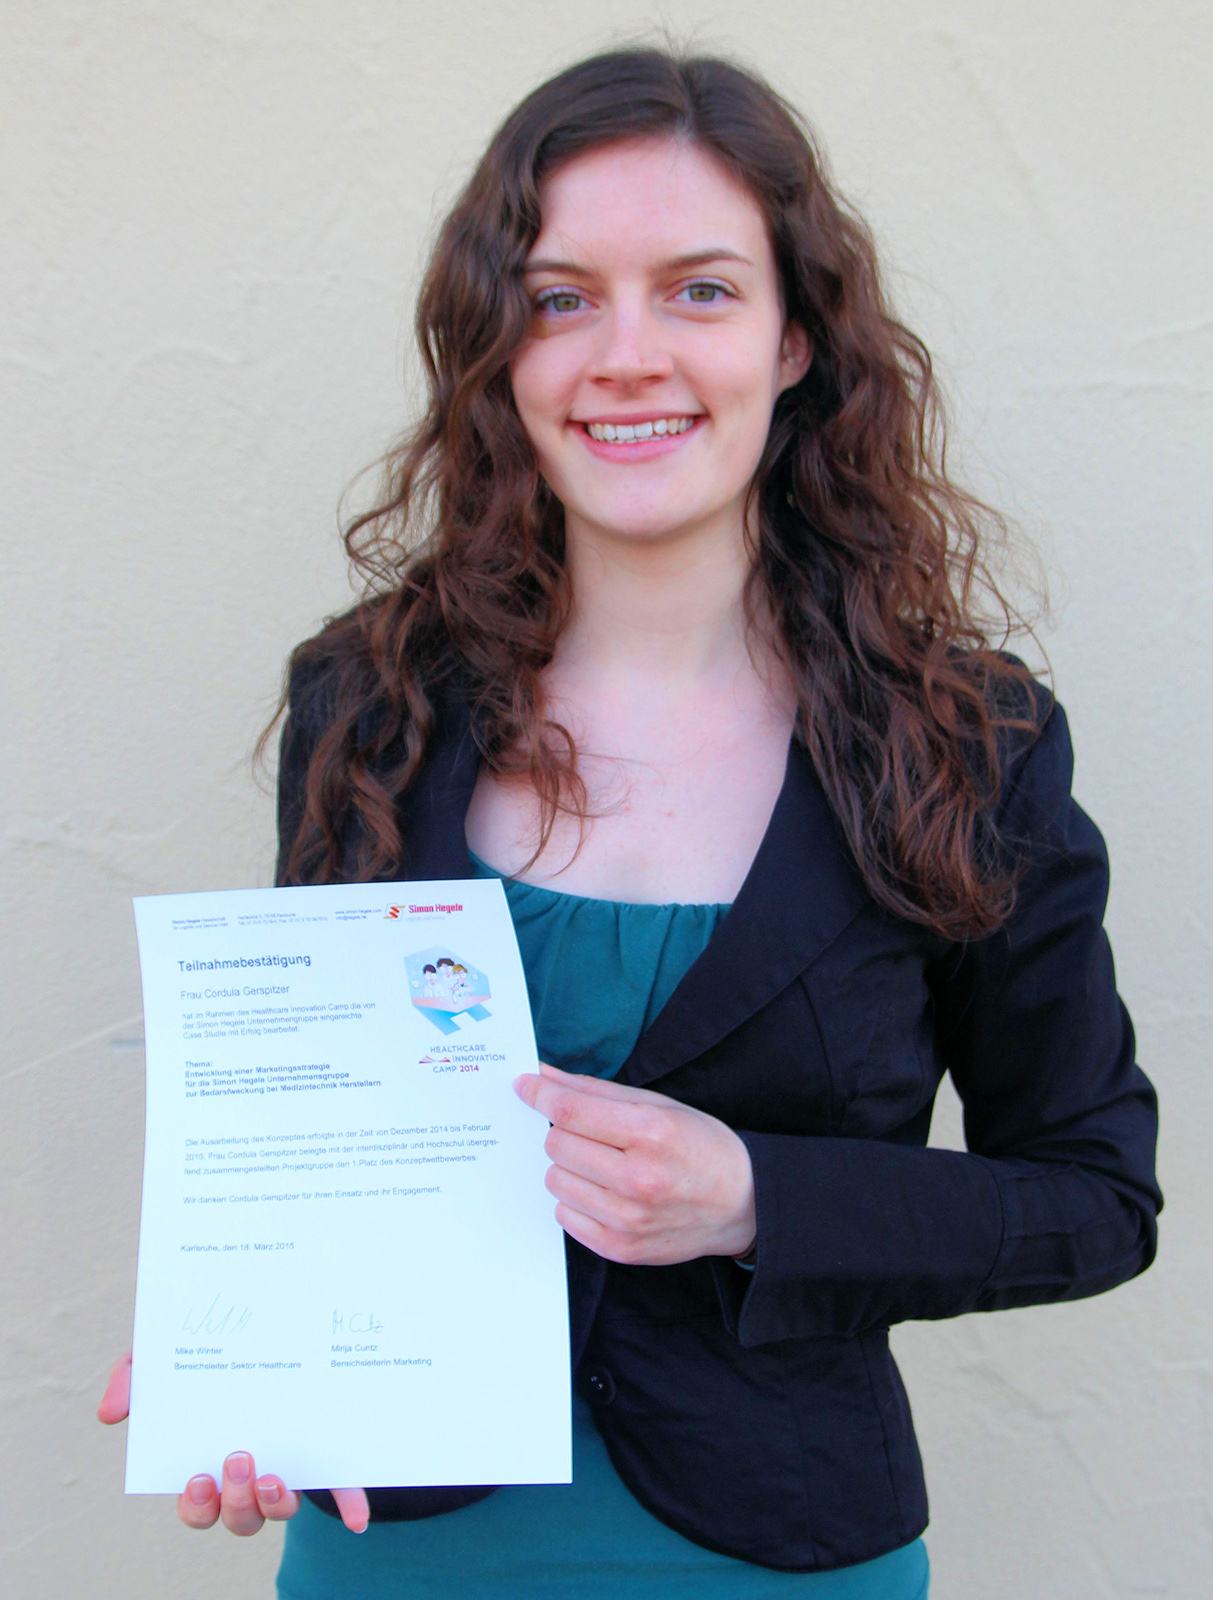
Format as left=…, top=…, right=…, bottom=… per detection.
left=97, top=1351, right=370, bottom=1534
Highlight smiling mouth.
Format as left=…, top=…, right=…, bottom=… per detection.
left=582, top=416, right=699, bottom=443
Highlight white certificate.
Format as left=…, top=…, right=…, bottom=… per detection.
left=126, top=879, right=570, bottom=1493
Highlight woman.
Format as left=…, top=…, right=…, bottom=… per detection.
left=99, top=46, right=1160, bottom=1597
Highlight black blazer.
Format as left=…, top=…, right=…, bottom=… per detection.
left=279, top=666, right=1161, bottom=1572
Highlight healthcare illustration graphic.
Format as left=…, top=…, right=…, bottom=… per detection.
left=405, top=945, right=492, bottom=1035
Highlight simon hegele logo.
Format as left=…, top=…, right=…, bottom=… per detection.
left=385, top=900, right=464, bottom=919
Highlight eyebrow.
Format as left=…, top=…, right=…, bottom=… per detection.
left=521, top=247, right=754, bottom=276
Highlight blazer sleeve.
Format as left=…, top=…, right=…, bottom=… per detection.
left=724, top=697, right=1162, bottom=1346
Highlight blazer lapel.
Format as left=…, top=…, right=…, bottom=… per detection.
left=616, top=739, right=870, bottom=1090
left=390, top=699, right=870, bottom=1088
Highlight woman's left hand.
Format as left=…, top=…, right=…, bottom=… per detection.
left=513, top=1062, right=756, bottom=1265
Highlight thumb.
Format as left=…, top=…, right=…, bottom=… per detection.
left=331, top=1486, right=370, bottom=1533
left=97, top=1349, right=132, bottom=1425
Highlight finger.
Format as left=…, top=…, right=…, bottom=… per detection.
left=515, top=1074, right=649, bottom=1150
left=331, top=1487, right=370, bottom=1533
left=544, top=1125, right=630, bottom=1189
left=255, top=1476, right=301, bottom=1522
left=97, top=1349, right=132, bottom=1425
left=532, top=1063, right=688, bottom=1127
left=552, top=1200, right=644, bottom=1264
left=545, top=1162, right=631, bottom=1228
left=220, top=1452, right=265, bottom=1536
left=535, top=1062, right=685, bottom=1111
left=516, top=1067, right=643, bottom=1112
left=537, top=1062, right=654, bottom=1101
left=178, top=1474, right=221, bottom=1529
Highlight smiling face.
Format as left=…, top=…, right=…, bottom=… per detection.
left=510, top=137, right=810, bottom=552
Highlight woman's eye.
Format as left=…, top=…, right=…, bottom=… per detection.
left=676, top=281, right=730, bottom=304
left=535, top=290, right=586, bottom=315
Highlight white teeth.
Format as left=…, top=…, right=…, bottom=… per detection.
left=585, top=417, right=696, bottom=442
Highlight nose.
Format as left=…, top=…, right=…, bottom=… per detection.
left=586, top=298, right=674, bottom=388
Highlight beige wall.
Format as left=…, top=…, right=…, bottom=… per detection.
left=3, top=3, right=1209, bottom=1595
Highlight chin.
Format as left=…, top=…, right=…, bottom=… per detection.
left=588, top=511, right=711, bottom=544
left=572, top=490, right=726, bottom=544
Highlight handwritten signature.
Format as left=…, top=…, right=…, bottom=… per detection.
left=332, top=1309, right=384, bottom=1335
left=181, top=1294, right=253, bottom=1338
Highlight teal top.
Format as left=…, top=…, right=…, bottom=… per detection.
left=489, top=854, right=733, bottom=1080
left=277, top=856, right=928, bottom=1600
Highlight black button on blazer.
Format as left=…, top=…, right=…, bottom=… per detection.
left=280, top=665, right=1160, bottom=1572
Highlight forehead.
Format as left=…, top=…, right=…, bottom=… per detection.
left=529, top=137, right=771, bottom=269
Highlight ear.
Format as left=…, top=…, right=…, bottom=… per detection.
left=778, top=321, right=812, bottom=393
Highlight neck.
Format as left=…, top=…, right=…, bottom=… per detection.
left=555, top=507, right=763, bottom=687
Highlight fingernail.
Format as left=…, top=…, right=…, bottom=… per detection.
left=187, top=1475, right=212, bottom=1505
left=257, top=1478, right=281, bottom=1505
left=226, top=1452, right=252, bottom=1484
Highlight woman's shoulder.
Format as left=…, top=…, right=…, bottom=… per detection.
left=940, top=646, right=1056, bottom=809
left=275, top=594, right=462, bottom=885
left=975, top=652, right=1067, bottom=806
left=282, top=600, right=381, bottom=732
left=967, top=654, right=1100, bottom=884
left=279, top=595, right=473, bottom=788
left=941, top=649, right=1073, bottom=878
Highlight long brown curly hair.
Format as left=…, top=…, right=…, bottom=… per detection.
left=271, top=46, right=1041, bottom=939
